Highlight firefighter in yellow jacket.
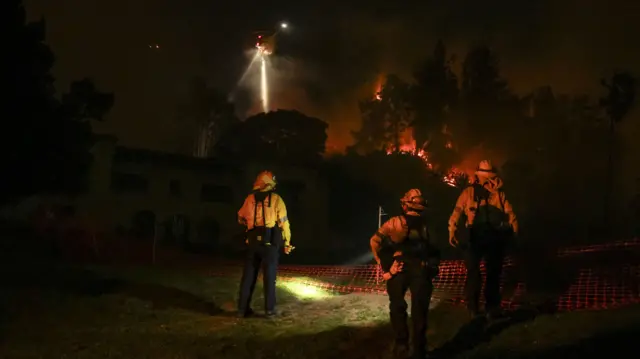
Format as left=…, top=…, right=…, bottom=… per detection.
left=237, top=171, right=293, bottom=318
left=448, top=160, right=518, bottom=319
left=370, top=189, right=441, bottom=359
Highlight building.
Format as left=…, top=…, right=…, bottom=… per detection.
left=62, top=135, right=330, bottom=252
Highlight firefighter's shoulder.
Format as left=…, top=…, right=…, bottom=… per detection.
left=458, top=185, right=475, bottom=197
left=383, top=216, right=404, bottom=229
left=270, top=192, right=286, bottom=203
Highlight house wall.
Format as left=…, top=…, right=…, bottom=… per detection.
left=63, top=138, right=331, bottom=251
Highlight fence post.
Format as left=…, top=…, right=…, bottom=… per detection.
left=375, top=205, right=387, bottom=285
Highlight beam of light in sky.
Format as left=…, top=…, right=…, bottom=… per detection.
left=261, top=54, right=269, bottom=113
left=237, top=51, right=260, bottom=87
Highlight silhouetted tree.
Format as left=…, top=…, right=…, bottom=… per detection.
left=1, top=1, right=114, bottom=203
left=177, top=77, right=238, bottom=158
left=351, top=75, right=412, bottom=154
left=412, top=40, right=459, bottom=153
left=217, top=109, right=328, bottom=164
left=459, top=46, right=511, bottom=149
left=600, top=71, right=637, bottom=228
left=381, top=75, right=413, bottom=152
left=350, top=98, right=388, bottom=154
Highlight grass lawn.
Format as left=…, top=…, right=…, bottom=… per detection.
left=1, top=261, right=639, bottom=359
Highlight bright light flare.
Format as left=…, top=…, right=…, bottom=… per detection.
left=260, top=54, right=269, bottom=113
left=280, top=22, right=288, bottom=29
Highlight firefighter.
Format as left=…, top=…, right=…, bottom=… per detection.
left=237, top=171, right=294, bottom=318
left=370, top=189, right=441, bottom=359
left=448, top=160, right=518, bottom=319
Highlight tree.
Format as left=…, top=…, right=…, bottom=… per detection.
left=350, top=97, right=387, bottom=154
left=599, top=71, right=636, bottom=228
left=459, top=46, right=511, bottom=148
left=1, top=1, right=114, bottom=203
left=217, top=109, right=328, bottom=164
left=351, top=75, right=412, bottom=154
left=412, top=40, right=459, bottom=153
left=177, top=77, right=238, bottom=158
left=381, top=75, right=413, bottom=152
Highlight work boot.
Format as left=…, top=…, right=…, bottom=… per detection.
left=265, top=310, right=280, bottom=318
left=236, top=308, right=255, bottom=318
left=392, top=343, right=410, bottom=359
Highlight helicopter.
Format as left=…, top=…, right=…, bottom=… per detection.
left=253, top=31, right=276, bottom=55
left=252, top=22, right=288, bottom=56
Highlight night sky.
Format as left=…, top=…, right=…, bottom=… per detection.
left=25, top=0, right=640, bottom=153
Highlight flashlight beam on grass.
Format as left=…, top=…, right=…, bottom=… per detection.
left=277, top=278, right=333, bottom=299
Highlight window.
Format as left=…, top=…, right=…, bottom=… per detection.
left=169, top=180, right=182, bottom=196
left=200, top=184, right=233, bottom=203
left=110, top=172, right=149, bottom=193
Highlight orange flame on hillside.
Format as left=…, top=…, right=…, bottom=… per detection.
left=372, top=79, right=472, bottom=188
left=373, top=74, right=384, bottom=101
left=385, top=128, right=468, bottom=188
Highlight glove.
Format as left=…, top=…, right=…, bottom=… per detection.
left=284, top=245, right=295, bottom=255
left=449, top=233, right=459, bottom=248
left=381, top=260, right=404, bottom=281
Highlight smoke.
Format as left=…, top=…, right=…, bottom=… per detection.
left=26, top=0, right=640, bottom=157
left=240, top=0, right=640, bottom=153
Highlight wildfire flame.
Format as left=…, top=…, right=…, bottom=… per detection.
left=374, top=82, right=469, bottom=188
left=384, top=128, right=466, bottom=188
left=374, top=75, right=383, bottom=101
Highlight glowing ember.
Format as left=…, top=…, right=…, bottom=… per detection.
left=386, top=146, right=434, bottom=170
left=443, top=168, right=466, bottom=187
left=374, top=83, right=465, bottom=188
left=373, top=75, right=383, bottom=101
left=384, top=130, right=464, bottom=187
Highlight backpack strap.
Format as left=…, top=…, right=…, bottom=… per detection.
left=253, top=194, right=259, bottom=227
left=253, top=192, right=273, bottom=228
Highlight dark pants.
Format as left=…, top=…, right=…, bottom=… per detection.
left=464, top=229, right=507, bottom=313
left=237, top=244, right=280, bottom=313
left=386, top=259, right=433, bottom=358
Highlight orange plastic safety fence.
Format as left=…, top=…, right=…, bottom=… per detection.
left=209, top=240, right=640, bottom=312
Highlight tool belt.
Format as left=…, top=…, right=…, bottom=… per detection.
left=246, top=226, right=282, bottom=248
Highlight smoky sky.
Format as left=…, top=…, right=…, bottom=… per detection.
left=25, top=0, right=640, bottom=153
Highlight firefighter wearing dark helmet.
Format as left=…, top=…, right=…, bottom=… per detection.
left=370, top=189, right=441, bottom=359
left=237, top=171, right=293, bottom=318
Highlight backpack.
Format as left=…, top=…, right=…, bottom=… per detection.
left=246, top=191, right=283, bottom=247
left=471, top=184, right=512, bottom=236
